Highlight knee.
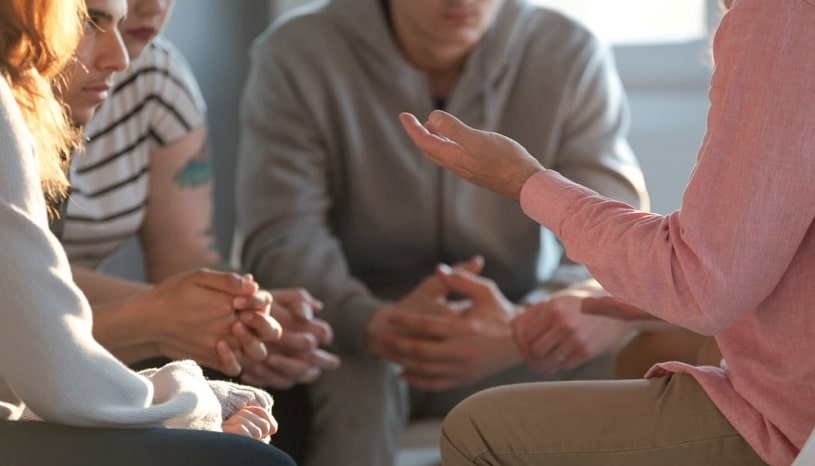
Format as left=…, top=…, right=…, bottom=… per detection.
left=440, top=403, right=469, bottom=451
left=440, top=390, right=497, bottom=462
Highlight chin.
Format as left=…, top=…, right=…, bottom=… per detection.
left=70, top=108, right=97, bottom=127
left=126, top=43, right=148, bottom=60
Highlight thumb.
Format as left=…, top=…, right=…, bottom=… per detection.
left=425, top=110, right=475, bottom=143
left=412, top=270, right=452, bottom=300
left=435, top=263, right=495, bottom=302
left=192, top=270, right=255, bottom=296
left=451, top=255, right=484, bottom=275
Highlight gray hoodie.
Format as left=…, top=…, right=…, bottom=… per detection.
left=233, top=0, right=649, bottom=355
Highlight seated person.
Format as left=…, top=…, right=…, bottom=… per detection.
left=233, top=0, right=653, bottom=464
left=398, top=1, right=813, bottom=462
left=0, top=0, right=293, bottom=464
left=59, top=0, right=338, bottom=382
left=56, top=0, right=339, bottom=459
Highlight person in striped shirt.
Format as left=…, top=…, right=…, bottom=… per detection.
left=55, top=1, right=340, bottom=457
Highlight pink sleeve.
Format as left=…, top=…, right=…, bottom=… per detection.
left=520, top=0, right=815, bottom=334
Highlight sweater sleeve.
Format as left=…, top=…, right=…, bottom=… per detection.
left=233, top=33, right=385, bottom=356
left=519, top=0, right=815, bottom=335
left=0, top=80, right=222, bottom=429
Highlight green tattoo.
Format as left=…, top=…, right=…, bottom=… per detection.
left=174, top=145, right=213, bottom=188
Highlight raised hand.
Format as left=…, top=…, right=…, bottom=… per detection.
left=399, top=110, right=544, bottom=200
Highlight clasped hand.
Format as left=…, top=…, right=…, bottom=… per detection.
left=513, top=287, right=634, bottom=376
left=142, top=269, right=279, bottom=376
left=365, top=257, right=522, bottom=391
left=365, top=260, right=640, bottom=389
left=144, top=270, right=339, bottom=386
left=235, top=288, right=341, bottom=389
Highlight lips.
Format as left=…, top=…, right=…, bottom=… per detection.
left=127, top=27, right=157, bottom=42
left=82, top=82, right=112, bottom=103
left=442, top=9, right=477, bottom=24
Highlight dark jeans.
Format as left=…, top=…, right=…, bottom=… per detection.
left=0, top=420, right=295, bottom=466
left=264, top=384, right=312, bottom=464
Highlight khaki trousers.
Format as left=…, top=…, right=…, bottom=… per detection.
left=441, top=373, right=767, bottom=465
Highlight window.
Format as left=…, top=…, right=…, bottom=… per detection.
left=532, top=0, right=708, bottom=45
left=268, top=0, right=720, bottom=90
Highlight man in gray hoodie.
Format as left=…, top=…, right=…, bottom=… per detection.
left=233, top=0, right=650, bottom=465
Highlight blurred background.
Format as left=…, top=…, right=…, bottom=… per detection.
left=103, top=0, right=723, bottom=279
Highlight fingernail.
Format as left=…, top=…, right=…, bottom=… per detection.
left=438, top=263, right=452, bottom=274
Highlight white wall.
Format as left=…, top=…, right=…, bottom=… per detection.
left=102, top=0, right=717, bottom=278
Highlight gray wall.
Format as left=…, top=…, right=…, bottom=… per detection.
left=104, top=0, right=716, bottom=279
left=164, top=0, right=271, bottom=257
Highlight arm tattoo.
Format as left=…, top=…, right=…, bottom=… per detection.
left=174, top=143, right=213, bottom=188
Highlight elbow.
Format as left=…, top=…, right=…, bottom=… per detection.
left=682, top=296, right=750, bottom=336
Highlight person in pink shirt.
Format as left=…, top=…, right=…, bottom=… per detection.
left=399, top=0, right=814, bottom=464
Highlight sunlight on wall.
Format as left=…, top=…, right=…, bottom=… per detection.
left=532, top=0, right=707, bottom=44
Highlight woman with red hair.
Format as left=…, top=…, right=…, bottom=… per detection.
left=0, top=0, right=294, bottom=464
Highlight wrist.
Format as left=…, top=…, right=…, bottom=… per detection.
left=509, top=303, right=526, bottom=320
left=363, top=304, right=393, bottom=357
left=92, top=295, right=162, bottom=362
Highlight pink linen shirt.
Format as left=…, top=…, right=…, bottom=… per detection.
left=520, top=1, right=815, bottom=465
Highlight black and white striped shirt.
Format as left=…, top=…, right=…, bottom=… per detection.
left=62, top=38, right=206, bottom=269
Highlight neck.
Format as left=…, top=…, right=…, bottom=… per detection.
left=386, top=3, right=469, bottom=100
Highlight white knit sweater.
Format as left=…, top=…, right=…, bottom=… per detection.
left=0, top=75, right=229, bottom=430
